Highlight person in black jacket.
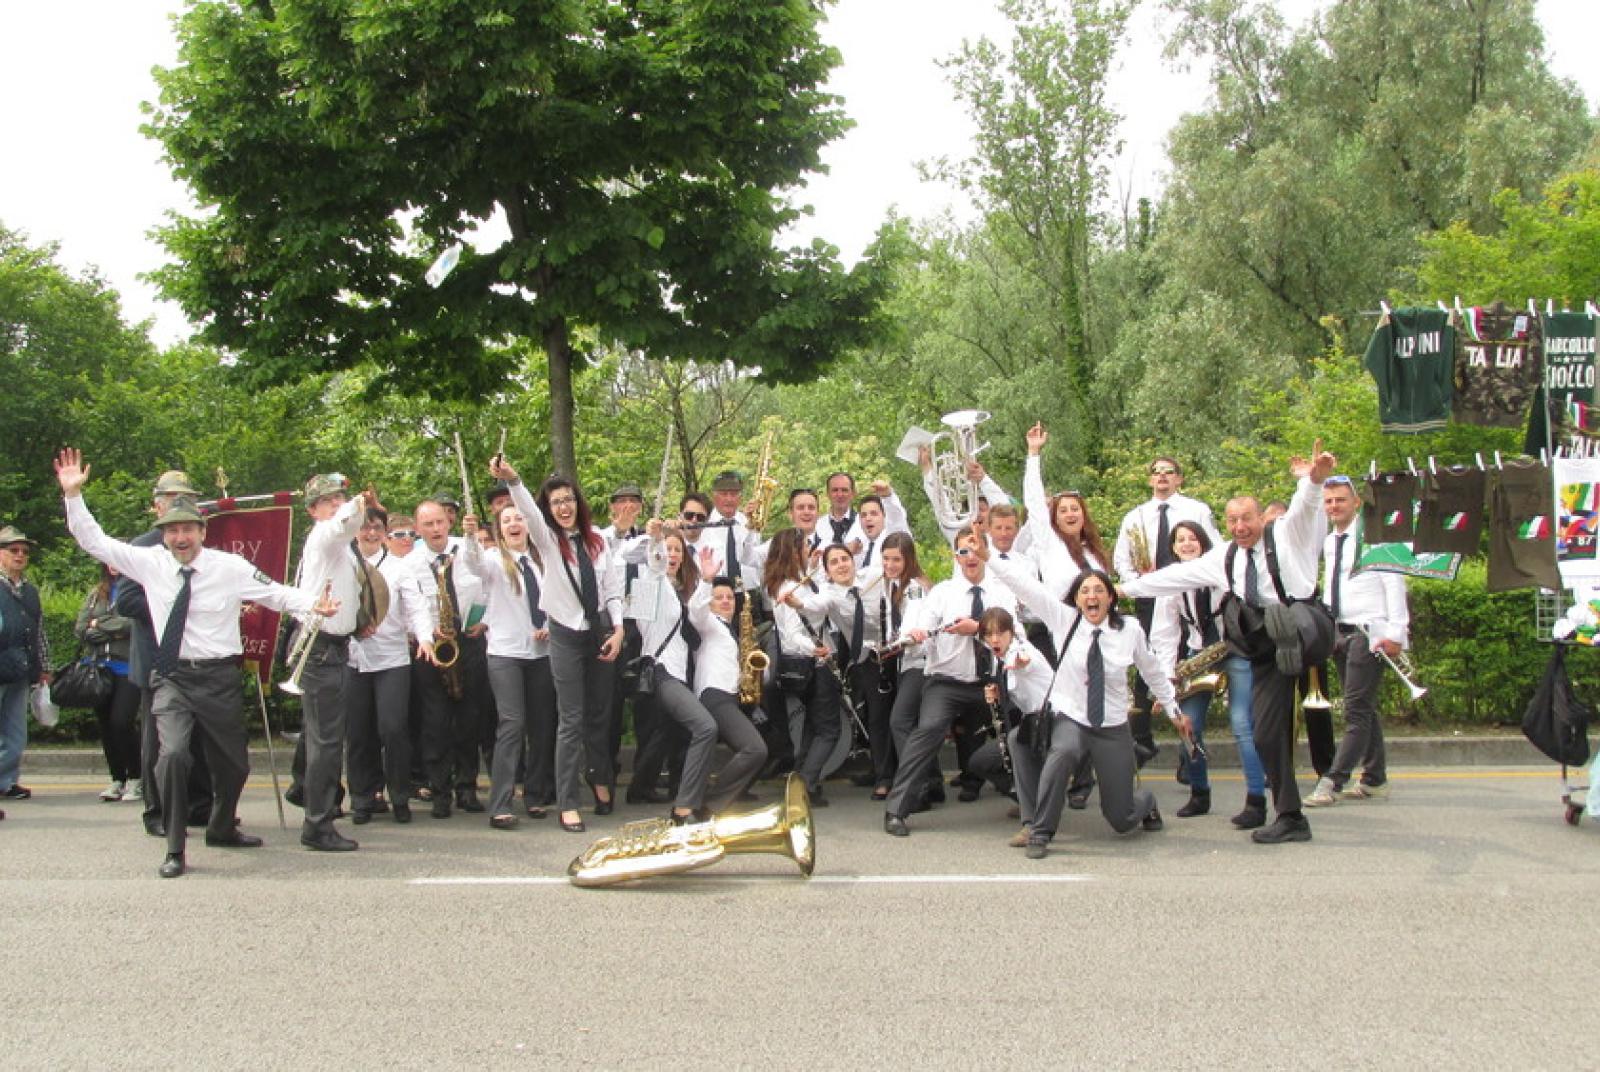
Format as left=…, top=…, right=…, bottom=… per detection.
left=0, top=525, right=48, bottom=803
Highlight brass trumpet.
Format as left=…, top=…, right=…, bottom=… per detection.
left=568, top=774, right=815, bottom=888
left=278, top=581, right=330, bottom=696
left=1356, top=624, right=1427, bottom=701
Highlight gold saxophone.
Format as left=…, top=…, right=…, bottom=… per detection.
left=1128, top=516, right=1154, bottom=575
left=431, top=559, right=463, bottom=700
left=568, top=774, right=815, bottom=887
left=1173, top=640, right=1229, bottom=701
left=736, top=429, right=778, bottom=706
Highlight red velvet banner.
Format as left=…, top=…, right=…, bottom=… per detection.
left=202, top=502, right=295, bottom=683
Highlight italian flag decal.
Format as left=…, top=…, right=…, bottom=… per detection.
left=1444, top=512, right=1470, bottom=531
left=1519, top=516, right=1550, bottom=540
left=1386, top=509, right=1404, bottom=526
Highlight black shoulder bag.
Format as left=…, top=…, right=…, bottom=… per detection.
left=1019, top=615, right=1080, bottom=762
left=627, top=600, right=686, bottom=698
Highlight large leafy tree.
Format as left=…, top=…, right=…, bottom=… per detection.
left=146, top=0, right=893, bottom=477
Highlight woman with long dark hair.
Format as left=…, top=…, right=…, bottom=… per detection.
left=987, top=558, right=1184, bottom=859
left=1022, top=422, right=1112, bottom=601
left=494, top=458, right=625, bottom=834
left=75, top=564, right=140, bottom=802
left=762, top=526, right=842, bottom=805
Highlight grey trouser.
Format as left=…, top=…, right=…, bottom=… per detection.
left=886, top=668, right=927, bottom=792
left=652, top=676, right=720, bottom=811
left=345, top=664, right=412, bottom=811
left=885, top=677, right=982, bottom=819
left=151, top=660, right=249, bottom=856
left=549, top=623, right=616, bottom=811
left=1329, top=629, right=1387, bottom=788
left=698, top=687, right=768, bottom=814
left=486, top=654, right=551, bottom=817
left=1016, top=717, right=1154, bottom=840
left=298, top=634, right=350, bottom=836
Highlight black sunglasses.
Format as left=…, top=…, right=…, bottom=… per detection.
left=681, top=511, right=708, bottom=522
left=388, top=529, right=418, bottom=539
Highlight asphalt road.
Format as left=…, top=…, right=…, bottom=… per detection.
left=3, top=767, right=1598, bottom=1068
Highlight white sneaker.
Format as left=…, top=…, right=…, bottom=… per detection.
left=1340, top=781, right=1389, bottom=801
left=121, top=778, right=143, bottom=802
left=1304, top=777, right=1339, bottom=807
left=99, top=781, right=125, bottom=802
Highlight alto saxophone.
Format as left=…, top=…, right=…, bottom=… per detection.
left=736, top=588, right=769, bottom=705
left=432, top=558, right=464, bottom=700
left=1127, top=515, right=1154, bottom=575
left=1173, top=640, right=1229, bottom=701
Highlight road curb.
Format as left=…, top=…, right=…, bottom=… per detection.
left=20, top=735, right=1550, bottom=776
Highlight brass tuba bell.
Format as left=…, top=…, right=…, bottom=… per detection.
left=1300, top=665, right=1333, bottom=711
left=567, top=774, right=816, bottom=888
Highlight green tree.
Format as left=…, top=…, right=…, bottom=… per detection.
left=145, top=0, right=894, bottom=479
left=0, top=224, right=158, bottom=546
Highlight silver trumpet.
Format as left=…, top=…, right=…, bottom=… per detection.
left=1356, top=624, right=1427, bottom=701
left=278, top=581, right=330, bottom=696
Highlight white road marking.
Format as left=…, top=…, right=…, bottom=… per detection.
left=409, top=873, right=1094, bottom=887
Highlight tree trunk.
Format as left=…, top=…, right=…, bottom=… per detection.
left=543, top=316, right=577, bottom=480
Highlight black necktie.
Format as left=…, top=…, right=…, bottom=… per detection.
left=970, top=584, right=990, bottom=678
left=155, top=566, right=194, bottom=676
left=1244, top=549, right=1263, bottom=609
left=1087, top=628, right=1105, bottom=727
left=848, top=587, right=865, bottom=665
left=1195, top=589, right=1219, bottom=647
left=519, top=555, right=546, bottom=628
left=830, top=514, right=852, bottom=543
left=572, top=534, right=600, bottom=618
left=725, top=524, right=739, bottom=579
left=1330, top=533, right=1348, bottom=620
left=861, top=539, right=873, bottom=569
left=435, top=554, right=461, bottom=629
left=1155, top=504, right=1174, bottom=567
left=682, top=616, right=701, bottom=683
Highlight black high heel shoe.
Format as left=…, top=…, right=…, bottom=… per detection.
left=560, top=811, right=587, bottom=833
left=592, top=784, right=614, bottom=816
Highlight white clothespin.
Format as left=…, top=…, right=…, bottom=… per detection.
left=1430, top=456, right=1439, bottom=475
left=1368, top=459, right=1378, bottom=480
left=1528, top=298, right=1538, bottom=316
left=1546, top=298, right=1554, bottom=316
left=1586, top=300, right=1599, bottom=319
left=1474, top=453, right=1485, bottom=471
left=1379, top=299, right=1392, bottom=318
left=1436, top=299, right=1449, bottom=313
left=1406, top=456, right=1418, bottom=476
left=1541, top=447, right=1550, bottom=466
left=1494, top=450, right=1503, bottom=470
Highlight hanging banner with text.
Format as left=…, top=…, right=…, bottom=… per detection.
left=202, top=495, right=295, bottom=683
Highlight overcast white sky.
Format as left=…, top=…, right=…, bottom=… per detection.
left=2, top=0, right=1597, bottom=345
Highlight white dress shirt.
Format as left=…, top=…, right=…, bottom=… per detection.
left=65, top=495, right=314, bottom=660
left=1323, top=522, right=1410, bottom=648
left=818, top=567, right=887, bottom=665
left=1113, top=493, right=1222, bottom=580
left=458, top=539, right=551, bottom=659
left=638, top=542, right=710, bottom=683
left=998, top=637, right=1054, bottom=714
left=1121, top=476, right=1329, bottom=607
left=692, top=605, right=741, bottom=698
left=904, top=573, right=1017, bottom=682
left=398, top=540, right=485, bottom=646
left=295, top=498, right=364, bottom=637
left=508, top=481, right=623, bottom=633
left=348, top=547, right=422, bottom=672
left=854, top=492, right=911, bottom=570
left=769, top=578, right=834, bottom=661
left=883, top=577, right=931, bottom=671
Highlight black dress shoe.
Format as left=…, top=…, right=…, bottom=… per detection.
left=1067, top=791, right=1089, bottom=810
left=284, top=784, right=305, bottom=808
left=1177, top=790, right=1211, bottom=818
left=525, top=804, right=547, bottom=819
left=456, top=787, right=485, bottom=813
left=593, top=788, right=614, bottom=816
left=392, top=803, right=412, bottom=823
left=0, top=784, right=31, bottom=799
left=301, top=830, right=359, bottom=851
left=143, top=817, right=166, bottom=838
left=925, top=784, right=946, bottom=805
left=809, top=789, right=829, bottom=808
left=1231, top=798, right=1267, bottom=830
left=1251, top=813, right=1311, bottom=844
left=369, top=798, right=391, bottom=815
left=205, top=830, right=264, bottom=848
left=431, top=797, right=452, bottom=819
left=884, top=814, right=910, bottom=837
left=158, top=853, right=186, bottom=878
left=352, top=809, right=372, bottom=825
left=1142, top=806, right=1164, bottom=833
left=559, top=814, right=586, bottom=833
left=490, top=815, right=519, bottom=830
left=957, top=786, right=980, bottom=803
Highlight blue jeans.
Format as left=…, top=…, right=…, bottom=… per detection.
left=0, top=681, right=29, bottom=790
left=1178, top=655, right=1264, bottom=796
left=1225, top=655, right=1266, bottom=798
